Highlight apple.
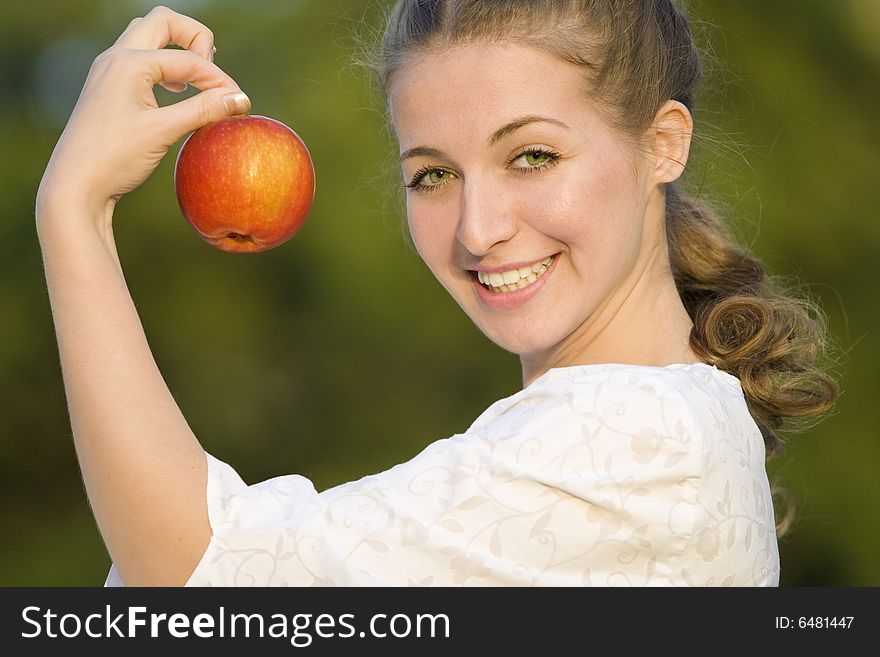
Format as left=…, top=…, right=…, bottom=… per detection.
left=174, top=114, right=315, bottom=253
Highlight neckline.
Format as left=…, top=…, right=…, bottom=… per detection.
left=528, top=361, right=743, bottom=391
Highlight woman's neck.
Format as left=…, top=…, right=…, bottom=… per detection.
left=519, top=262, right=700, bottom=388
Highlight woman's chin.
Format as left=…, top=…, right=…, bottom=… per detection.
left=479, top=327, right=560, bottom=359
left=461, top=298, right=572, bottom=358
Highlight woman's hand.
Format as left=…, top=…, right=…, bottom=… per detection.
left=37, top=5, right=250, bottom=223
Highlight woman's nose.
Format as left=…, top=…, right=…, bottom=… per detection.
left=455, top=178, right=517, bottom=256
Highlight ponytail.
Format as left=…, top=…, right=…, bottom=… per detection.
left=665, top=185, right=838, bottom=458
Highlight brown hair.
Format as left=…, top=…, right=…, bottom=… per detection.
left=368, top=1, right=837, bottom=483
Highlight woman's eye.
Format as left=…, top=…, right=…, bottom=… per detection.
left=405, top=167, right=454, bottom=192
left=527, top=151, right=550, bottom=166
left=513, top=150, right=554, bottom=168
left=425, top=170, right=448, bottom=185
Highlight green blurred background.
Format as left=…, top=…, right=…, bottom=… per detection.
left=1, top=0, right=877, bottom=586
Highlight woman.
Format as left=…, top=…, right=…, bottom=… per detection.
left=36, top=2, right=836, bottom=586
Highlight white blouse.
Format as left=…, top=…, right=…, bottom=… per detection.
left=105, top=363, right=780, bottom=587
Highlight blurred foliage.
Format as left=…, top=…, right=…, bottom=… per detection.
left=1, top=0, right=876, bottom=586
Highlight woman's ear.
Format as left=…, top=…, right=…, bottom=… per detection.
left=649, top=100, right=693, bottom=184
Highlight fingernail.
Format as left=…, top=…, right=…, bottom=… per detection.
left=224, top=92, right=250, bottom=116
left=210, top=45, right=217, bottom=62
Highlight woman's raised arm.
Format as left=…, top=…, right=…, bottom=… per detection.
left=35, top=6, right=250, bottom=586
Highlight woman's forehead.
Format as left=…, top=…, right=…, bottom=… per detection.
left=388, top=43, right=592, bottom=141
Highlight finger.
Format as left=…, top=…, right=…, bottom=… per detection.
left=155, top=87, right=251, bottom=139
left=136, top=48, right=240, bottom=94
left=115, top=6, right=215, bottom=60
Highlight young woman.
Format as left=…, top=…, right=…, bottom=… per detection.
left=36, top=2, right=836, bottom=586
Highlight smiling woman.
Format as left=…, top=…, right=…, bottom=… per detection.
left=36, top=1, right=837, bottom=587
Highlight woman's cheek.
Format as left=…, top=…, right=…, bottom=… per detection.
left=521, top=173, right=593, bottom=243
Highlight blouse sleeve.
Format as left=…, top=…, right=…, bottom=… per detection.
left=104, top=365, right=779, bottom=586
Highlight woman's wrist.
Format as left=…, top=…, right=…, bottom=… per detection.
left=36, top=191, right=123, bottom=271
left=36, top=186, right=117, bottom=238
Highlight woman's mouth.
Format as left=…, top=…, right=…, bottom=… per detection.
left=475, top=256, right=553, bottom=293
left=469, top=254, right=559, bottom=311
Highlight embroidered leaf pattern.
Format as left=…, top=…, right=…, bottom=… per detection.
left=458, top=496, right=487, bottom=511
left=529, top=511, right=552, bottom=539
left=438, top=518, right=463, bottom=533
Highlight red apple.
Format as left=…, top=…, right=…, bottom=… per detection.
left=174, top=114, right=315, bottom=253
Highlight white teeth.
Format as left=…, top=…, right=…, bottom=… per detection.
left=476, top=256, right=554, bottom=292
left=531, top=257, right=551, bottom=273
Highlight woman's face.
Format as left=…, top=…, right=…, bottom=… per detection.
left=389, top=43, right=665, bottom=370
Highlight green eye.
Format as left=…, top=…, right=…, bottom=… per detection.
left=426, top=170, right=448, bottom=184
left=405, top=167, right=455, bottom=193
left=511, top=148, right=560, bottom=171
left=524, top=151, right=550, bottom=166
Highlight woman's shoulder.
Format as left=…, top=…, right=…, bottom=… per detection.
left=463, top=362, right=770, bottom=505
left=454, top=362, right=776, bottom=585
left=457, top=362, right=765, bottom=502
left=469, top=362, right=754, bottom=446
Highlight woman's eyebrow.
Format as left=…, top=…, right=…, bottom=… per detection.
left=399, top=145, right=447, bottom=162
left=399, top=115, right=570, bottom=161
left=487, top=114, right=570, bottom=147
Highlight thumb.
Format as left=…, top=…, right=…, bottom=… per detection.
left=157, top=87, right=251, bottom=140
